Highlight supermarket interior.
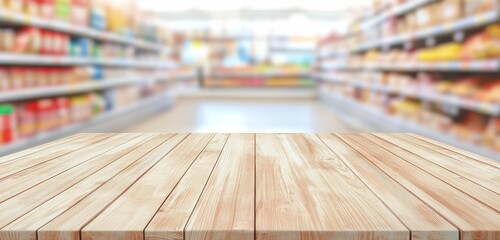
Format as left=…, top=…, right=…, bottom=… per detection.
left=0, top=0, right=499, bottom=161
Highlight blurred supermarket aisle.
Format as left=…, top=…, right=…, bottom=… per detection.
left=126, top=98, right=368, bottom=133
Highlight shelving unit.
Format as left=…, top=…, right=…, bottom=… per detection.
left=0, top=53, right=176, bottom=68
left=0, top=3, right=196, bottom=152
left=0, top=92, right=176, bottom=157
left=0, top=9, right=167, bottom=51
left=316, top=73, right=500, bottom=116
left=316, top=0, right=500, bottom=158
left=320, top=59, right=500, bottom=72
left=320, top=89, right=500, bottom=160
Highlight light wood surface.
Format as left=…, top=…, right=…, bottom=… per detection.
left=0, top=133, right=498, bottom=240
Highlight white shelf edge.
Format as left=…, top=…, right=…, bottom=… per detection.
left=0, top=73, right=195, bottom=102
left=0, top=93, right=174, bottom=157
left=0, top=53, right=177, bottom=68
left=321, top=10, right=500, bottom=55
left=320, top=89, right=500, bottom=161
left=314, top=74, right=500, bottom=116
left=319, top=59, right=500, bottom=72
left=0, top=10, right=167, bottom=52
left=212, top=72, right=311, bottom=78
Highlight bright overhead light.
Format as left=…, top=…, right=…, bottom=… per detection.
left=139, top=0, right=371, bottom=12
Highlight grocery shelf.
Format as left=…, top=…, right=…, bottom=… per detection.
left=320, top=89, right=500, bottom=160
left=315, top=74, right=500, bottom=116
left=323, top=10, right=500, bottom=56
left=0, top=10, right=166, bottom=52
left=0, top=53, right=177, bottom=68
left=0, top=92, right=174, bottom=157
left=0, top=73, right=192, bottom=103
left=185, top=88, right=317, bottom=99
left=320, top=59, right=500, bottom=72
left=212, top=72, right=311, bottom=78
left=363, top=0, right=437, bottom=30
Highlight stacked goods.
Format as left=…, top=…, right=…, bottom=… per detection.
left=0, top=105, right=15, bottom=145
left=0, top=0, right=170, bottom=45
left=0, top=67, right=90, bottom=90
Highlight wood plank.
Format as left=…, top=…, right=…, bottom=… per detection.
left=0, top=133, right=113, bottom=180
left=0, top=134, right=84, bottom=164
left=37, top=133, right=189, bottom=240
left=0, top=134, right=152, bottom=203
left=255, top=133, right=408, bottom=240
left=81, top=133, right=215, bottom=240
left=338, top=134, right=500, bottom=240
left=400, top=133, right=499, bottom=175
left=408, top=133, right=500, bottom=169
left=145, top=133, right=229, bottom=240
left=0, top=134, right=138, bottom=203
left=374, top=133, right=499, bottom=211
left=0, top=134, right=160, bottom=240
left=185, top=134, right=255, bottom=240
left=317, top=133, right=458, bottom=240
left=0, top=134, right=141, bottom=228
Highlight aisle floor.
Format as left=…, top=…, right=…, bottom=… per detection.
left=126, top=98, right=370, bottom=133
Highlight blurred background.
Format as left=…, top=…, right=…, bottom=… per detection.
left=0, top=0, right=498, bottom=160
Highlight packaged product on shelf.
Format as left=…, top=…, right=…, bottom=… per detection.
left=13, top=27, right=41, bottom=54
left=484, top=118, right=500, bottom=151
left=90, top=0, right=107, bottom=30
left=0, top=68, right=8, bottom=91
left=36, top=98, right=59, bottom=132
left=25, top=0, right=39, bottom=16
left=450, top=77, right=482, bottom=97
left=441, top=0, right=464, bottom=24
left=461, top=24, right=500, bottom=59
left=70, top=94, right=92, bottom=122
left=475, top=80, right=500, bottom=102
left=71, top=0, right=90, bottom=26
left=465, top=0, right=498, bottom=16
left=16, top=101, right=37, bottom=138
left=55, top=0, right=71, bottom=21
left=55, top=97, right=71, bottom=126
left=90, top=92, right=105, bottom=115
left=0, top=104, right=15, bottom=145
left=40, top=0, right=55, bottom=19
left=452, top=112, right=486, bottom=143
left=0, top=28, right=15, bottom=51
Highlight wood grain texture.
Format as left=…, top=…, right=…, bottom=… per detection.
left=318, top=133, right=458, bottom=240
left=0, top=133, right=497, bottom=240
left=0, top=134, right=84, bottom=164
left=256, top=133, right=408, bottom=240
left=185, top=134, right=255, bottom=240
left=0, top=133, right=113, bottom=180
left=407, top=133, right=500, bottom=169
left=401, top=133, right=500, bottom=175
left=340, top=134, right=500, bottom=240
left=37, top=133, right=188, bottom=240
left=145, top=133, right=229, bottom=240
left=0, top=134, right=158, bottom=240
left=82, top=133, right=215, bottom=240
left=0, top=134, right=146, bottom=204
left=0, top=134, right=139, bottom=228
left=379, top=134, right=500, bottom=195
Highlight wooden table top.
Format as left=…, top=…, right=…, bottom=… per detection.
left=0, top=133, right=498, bottom=240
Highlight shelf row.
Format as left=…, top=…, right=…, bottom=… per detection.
left=0, top=73, right=195, bottom=103
left=0, top=92, right=175, bottom=157
left=0, top=10, right=166, bottom=52
left=211, top=72, right=311, bottom=78
left=320, top=10, right=500, bottom=58
left=320, top=59, right=500, bottom=72
left=320, top=89, right=500, bottom=161
left=0, top=53, right=176, bottom=68
left=361, top=0, right=438, bottom=31
left=315, top=74, right=500, bottom=116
